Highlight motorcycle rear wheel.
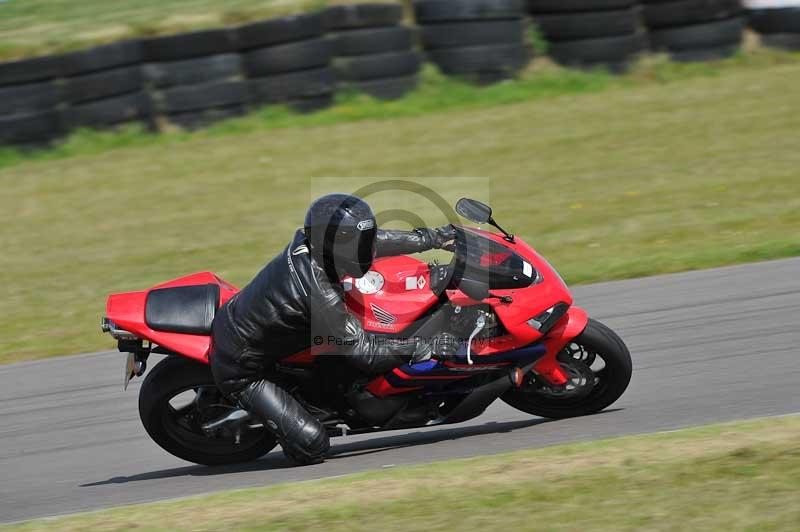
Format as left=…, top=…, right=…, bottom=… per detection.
left=501, top=319, right=632, bottom=419
left=139, top=356, right=277, bottom=466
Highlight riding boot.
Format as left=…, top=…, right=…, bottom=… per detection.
left=235, top=379, right=329, bottom=465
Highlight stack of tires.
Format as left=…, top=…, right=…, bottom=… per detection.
left=415, top=0, right=532, bottom=84
left=745, top=1, right=800, bottom=51
left=60, top=41, right=149, bottom=132
left=528, top=0, right=644, bottom=72
left=643, top=0, right=745, bottom=61
left=0, top=55, right=63, bottom=147
left=143, top=29, right=248, bottom=129
left=325, top=3, right=420, bottom=100
left=241, top=13, right=335, bottom=113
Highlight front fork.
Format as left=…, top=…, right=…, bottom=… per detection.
left=532, top=306, right=589, bottom=386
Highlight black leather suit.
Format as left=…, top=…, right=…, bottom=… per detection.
left=209, top=228, right=437, bottom=463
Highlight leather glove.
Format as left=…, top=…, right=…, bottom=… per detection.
left=410, top=333, right=460, bottom=364
left=418, top=225, right=457, bottom=251
left=410, top=340, right=433, bottom=364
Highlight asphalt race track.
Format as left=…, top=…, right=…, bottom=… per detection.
left=1, top=258, right=798, bottom=523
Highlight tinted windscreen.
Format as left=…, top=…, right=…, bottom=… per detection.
left=453, top=228, right=536, bottom=290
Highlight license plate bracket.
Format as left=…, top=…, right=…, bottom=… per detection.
left=123, top=352, right=135, bottom=390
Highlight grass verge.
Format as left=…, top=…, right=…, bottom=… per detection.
left=4, top=415, right=800, bottom=531
left=1, top=50, right=800, bottom=364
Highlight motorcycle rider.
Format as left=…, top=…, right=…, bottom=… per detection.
left=209, top=193, right=457, bottom=465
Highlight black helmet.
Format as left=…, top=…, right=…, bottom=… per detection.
left=304, top=193, right=377, bottom=280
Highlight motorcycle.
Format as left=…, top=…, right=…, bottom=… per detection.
left=102, top=198, right=632, bottom=465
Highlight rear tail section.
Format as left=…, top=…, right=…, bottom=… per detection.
left=103, top=272, right=238, bottom=362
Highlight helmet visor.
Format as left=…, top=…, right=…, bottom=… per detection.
left=327, top=224, right=377, bottom=277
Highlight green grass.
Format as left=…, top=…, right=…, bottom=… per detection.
left=1, top=51, right=800, bottom=364
left=0, top=0, right=397, bottom=60
left=4, top=415, right=800, bottom=531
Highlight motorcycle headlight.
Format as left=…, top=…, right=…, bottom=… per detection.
left=526, top=302, right=569, bottom=335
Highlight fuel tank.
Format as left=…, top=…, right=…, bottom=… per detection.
left=342, top=256, right=439, bottom=334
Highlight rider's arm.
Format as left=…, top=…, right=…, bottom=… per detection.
left=309, top=266, right=420, bottom=374
left=375, top=226, right=456, bottom=258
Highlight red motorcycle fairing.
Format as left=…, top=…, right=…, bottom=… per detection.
left=105, top=272, right=237, bottom=363
left=361, top=307, right=588, bottom=398
left=443, top=228, right=588, bottom=385
left=533, top=306, right=588, bottom=385
left=449, top=227, right=574, bottom=353
left=104, top=228, right=587, bottom=388
left=342, top=227, right=575, bottom=355
left=365, top=342, right=548, bottom=397
left=341, top=255, right=438, bottom=334
left=352, top=228, right=585, bottom=395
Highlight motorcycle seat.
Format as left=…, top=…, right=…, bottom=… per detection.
left=145, top=283, right=220, bottom=335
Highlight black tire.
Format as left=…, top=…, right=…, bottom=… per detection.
left=533, top=9, right=640, bottom=42
left=334, top=50, right=421, bottom=81
left=63, top=65, right=143, bottom=104
left=156, top=80, right=249, bottom=113
left=501, top=319, right=632, bottom=419
left=643, top=0, right=741, bottom=29
left=249, top=67, right=336, bottom=104
left=143, top=54, right=242, bottom=89
left=349, top=74, right=419, bottom=100
left=0, top=54, right=64, bottom=85
left=415, top=0, right=524, bottom=23
left=0, top=80, right=60, bottom=116
left=331, top=26, right=415, bottom=56
left=548, top=33, right=645, bottom=66
left=243, top=38, right=332, bottom=77
left=323, top=3, right=404, bottom=30
left=748, top=8, right=800, bottom=34
left=139, top=356, right=277, bottom=465
left=528, top=0, right=637, bottom=14
left=168, top=104, right=248, bottom=130
left=421, top=20, right=524, bottom=49
left=61, top=40, right=143, bottom=76
left=237, top=13, right=324, bottom=50
left=760, top=33, right=800, bottom=51
left=60, top=91, right=151, bottom=130
left=427, top=43, right=531, bottom=74
left=649, top=17, right=744, bottom=51
left=143, top=29, right=239, bottom=62
left=669, top=41, right=741, bottom=61
left=0, top=110, right=60, bottom=144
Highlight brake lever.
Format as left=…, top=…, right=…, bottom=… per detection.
left=466, top=313, right=486, bottom=365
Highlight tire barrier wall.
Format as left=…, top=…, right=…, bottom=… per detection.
left=744, top=1, right=800, bottom=51
left=0, top=0, right=790, bottom=146
left=143, top=29, right=246, bottom=129
left=61, top=41, right=150, bottom=132
left=241, top=13, right=336, bottom=114
left=0, top=53, right=64, bottom=146
left=528, top=0, right=645, bottom=72
left=326, top=4, right=421, bottom=100
left=416, top=0, right=532, bottom=84
left=642, top=0, right=746, bottom=62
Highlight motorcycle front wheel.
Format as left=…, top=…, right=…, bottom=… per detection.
left=502, top=318, right=632, bottom=419
left=139, top=356, right=277, bottom=466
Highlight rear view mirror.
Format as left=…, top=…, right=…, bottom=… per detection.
left=456, top=198, right=492, bottom=224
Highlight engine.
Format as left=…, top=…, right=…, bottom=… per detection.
left=448, top=304, right=505, bottom=341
